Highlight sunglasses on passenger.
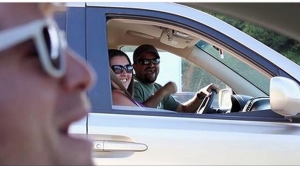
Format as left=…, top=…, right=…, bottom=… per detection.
left=111, top=64, right=133, bottom=74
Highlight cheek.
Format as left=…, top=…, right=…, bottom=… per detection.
left=116, top=74, right=122, bottom=80
left=128, top=73, right=132, bottom=80
left=135, top=67, right=144, bottom=74
left=0, top=52, right=59, bottom=133
left=53, top=93, right=68, bottom=114
left=0, top=72, right=58, bottom=117
left=0, top=76, right=58, bottom=137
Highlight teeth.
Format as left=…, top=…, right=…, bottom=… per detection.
left=121, top=79, right=127, bottom=82
left=146, top=69, right=154, bottom=73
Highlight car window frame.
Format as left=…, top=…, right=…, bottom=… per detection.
left=83, top=5, right=290, bottom=122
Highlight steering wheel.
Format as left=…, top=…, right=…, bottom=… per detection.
left=196, top=90, right=217, bottom=114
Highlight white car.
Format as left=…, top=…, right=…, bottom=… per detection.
left=55, top=2, right=300, bottom=165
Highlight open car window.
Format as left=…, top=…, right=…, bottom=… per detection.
left=103, top=7, right=294, bottom=118
left=196, top=40, right=270, bottom=94
left=121, top=45, right=229, bottom=109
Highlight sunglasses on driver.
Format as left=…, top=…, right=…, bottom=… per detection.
left=134, top=58, right=160, bottom=65
left=111, top=64, right=133, bottom=74
left=0, top=18, right=66, bottom=78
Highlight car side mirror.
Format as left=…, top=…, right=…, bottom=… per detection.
left=270, top=76, right=300, bottom=117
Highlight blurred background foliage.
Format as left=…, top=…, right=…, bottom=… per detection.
left=213, top=13, right=300, bottom=65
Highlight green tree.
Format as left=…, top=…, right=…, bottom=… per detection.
left=212, top=13, right=300, bottom=66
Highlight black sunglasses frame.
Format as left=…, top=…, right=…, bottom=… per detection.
left=134, top=58, right=160, bottom=65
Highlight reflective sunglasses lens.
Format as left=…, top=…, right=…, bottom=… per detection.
left=138, top=59, right=150, bottom=65
left=138, top=58, right=160, bottom=65
left=125, top=65, right=133, bottom=73
left=43, top=26, right=61, bottom=70
left=152, top=58, right=160, bottom=64
left=111, top=65, right=123, bottom=74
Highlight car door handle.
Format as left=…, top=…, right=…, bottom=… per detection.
left=93, top=140, right=148, bottom=152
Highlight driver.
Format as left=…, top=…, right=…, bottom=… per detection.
left=133, top=44, right=219, bottom=113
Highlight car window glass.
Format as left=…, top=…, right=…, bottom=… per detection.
left=196, top=40, right=270, bottom=94
left=121, top=45, right=229, bottom=109
left=106, top=16, right=278, bottom=114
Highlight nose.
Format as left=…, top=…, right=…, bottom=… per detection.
left=61, top=48, right=96, bottom=92
left=120, top=68, right=127, bottom=75
left=148, top=62, right=155, bottom=67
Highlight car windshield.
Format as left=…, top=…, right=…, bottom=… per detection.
left=195, top=40, right=270, bottom=94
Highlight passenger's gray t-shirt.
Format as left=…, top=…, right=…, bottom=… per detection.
left=133, top=77, right=180, bottom=111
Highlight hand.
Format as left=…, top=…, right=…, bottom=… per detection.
left=197, top=83, right=218, bottom=98
left=162, top=81, right=177, bottom=95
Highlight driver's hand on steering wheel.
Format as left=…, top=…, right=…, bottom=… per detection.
left=196, top=83, right=219, bottom=99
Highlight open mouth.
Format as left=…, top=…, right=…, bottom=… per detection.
left=145, top=69, right=155, bottom=74
left=119, top=76, right=130, bottom=83
left=120, top=78, right=128, bottom=82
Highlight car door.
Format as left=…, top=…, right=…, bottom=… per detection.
left=64, top=2, right=300, bottom=165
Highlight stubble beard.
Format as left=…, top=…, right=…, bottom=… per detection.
left=144, top=73, right=157, bottom=84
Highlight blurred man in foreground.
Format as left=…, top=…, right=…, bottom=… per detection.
left=0, top=3, right=96, bottom=165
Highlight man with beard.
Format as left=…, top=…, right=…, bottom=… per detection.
left=133, top=44, right=218, bottom=113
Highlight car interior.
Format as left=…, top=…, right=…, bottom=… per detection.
left=106, top=17, right=278, bottom=116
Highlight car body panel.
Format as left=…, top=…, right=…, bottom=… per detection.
left=59, top=2, right=300, bottom=165
left=88, top=112, right=300, bottom=165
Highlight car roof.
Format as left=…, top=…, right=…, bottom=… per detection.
left=68, top=2, right=300, bottom=42
left=74, top=2, right=300, bottom=81
left=179, top=3, right=300, bottom=42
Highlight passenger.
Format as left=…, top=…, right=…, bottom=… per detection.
left=0, top=3, right=96, bottom=165
left=133, top=44, right=218, bottom=113
left=109, top=49, right=138, bottom=106
left=109, top=49, right=176, bottom=107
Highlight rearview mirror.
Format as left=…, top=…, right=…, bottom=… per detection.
left=218, top=88, right=233, bottom=109
left=270, top=76, right=300, bottom=117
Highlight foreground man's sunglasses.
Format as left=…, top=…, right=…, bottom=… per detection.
left=0, top=18, right=66, bottom=78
